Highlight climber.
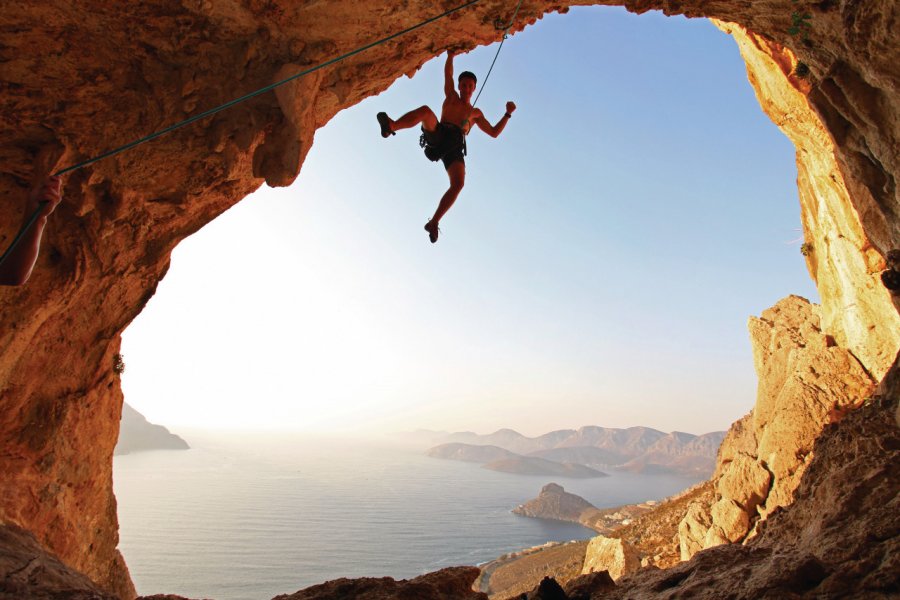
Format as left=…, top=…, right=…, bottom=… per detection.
left=376, top=49, right=517, bottom=243
left=0, top=176, right=63, bottom=286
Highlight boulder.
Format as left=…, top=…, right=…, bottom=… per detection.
left=581, top=536, right=640, bottom=581
left=716, top=453, right=772, bottom=514
left=710, top=499, right=751, bottom=543
left=702, top=525, right=731, bottom=550
left=678, top=501, right=712, bottom=561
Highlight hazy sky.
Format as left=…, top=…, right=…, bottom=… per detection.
left=120, top=7, right=818, bottom=436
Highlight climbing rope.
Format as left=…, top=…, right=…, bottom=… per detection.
left=472, top=0, right=524, bottom=107
left=53, top=0, right=485, bottom=178
left=2, top=0, right=491, bottom=271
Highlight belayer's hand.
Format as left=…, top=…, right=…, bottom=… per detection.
left=506, top=101, right=517, bottom=114
left=28, top=176, right=62, bottom=220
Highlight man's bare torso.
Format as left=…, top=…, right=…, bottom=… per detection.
left=441, top=94, right=480, bottom=133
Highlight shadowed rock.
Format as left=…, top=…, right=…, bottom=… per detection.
left=0, top=523, right=118, bottom=600
left=271, top=566, right=487, bottom=600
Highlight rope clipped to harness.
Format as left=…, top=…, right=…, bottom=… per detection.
left=472, top=0, right=524, bottom=108
left=451, top=0, right=521, bottom=146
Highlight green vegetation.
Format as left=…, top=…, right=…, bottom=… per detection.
left=113, top=353, right=126, bottom=375
left=788, top=0, right=812, bottom=42
left=800, top=242, right=814, bottom=257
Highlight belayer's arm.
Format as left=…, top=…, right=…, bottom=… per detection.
left=0, top=176, right=62, bottom=286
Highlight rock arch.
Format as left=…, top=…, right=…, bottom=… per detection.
left=0, top=1, right=897, bottom=597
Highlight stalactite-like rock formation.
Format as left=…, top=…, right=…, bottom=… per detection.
left=0, top=1, right=897, bottom=597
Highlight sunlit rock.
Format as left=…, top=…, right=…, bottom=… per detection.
left=1, top=0, right=898, bottom=597
left=678, top=500, right=712, bottom=561
left=581, top=536, right=640, bottom=581
left=716, top=453, right=771, bottom=514
left=709, top=499, right=751, bottom=544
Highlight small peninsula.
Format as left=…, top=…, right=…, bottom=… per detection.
left=484, top=457, right=607, bottom=478
left=426, top=443, right=518, bottom=463
left=114, top=402, right=189, bottom=455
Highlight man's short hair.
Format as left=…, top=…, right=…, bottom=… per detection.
left=458, top=71, right=477, bottom=85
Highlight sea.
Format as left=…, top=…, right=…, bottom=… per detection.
left=113, top=431, right=702, bottom=600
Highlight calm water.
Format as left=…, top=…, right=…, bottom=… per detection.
left=113, top=431, right=700, bottom=600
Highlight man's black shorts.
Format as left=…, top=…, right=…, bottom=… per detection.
left=421, top=123, right=466, bottom=169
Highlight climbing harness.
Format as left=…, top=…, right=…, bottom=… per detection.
left=419, top=123, right=467, bottom=165
left=3, top=0, right=506, bottom=271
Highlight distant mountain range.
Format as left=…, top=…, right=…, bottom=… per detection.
left=423, top=426, right=725, bottom=477
left=115, top=402, right=189, bottom=455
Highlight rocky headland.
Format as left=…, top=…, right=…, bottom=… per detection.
left=0, top=0, right=898, bottom=598
left=513, top=484, right=599, bottom=525
left=511, top=483, right=664, bottom=534
left=114, top=403, right=189, bottom=456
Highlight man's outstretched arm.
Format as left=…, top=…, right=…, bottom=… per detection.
left=444, top=50, right=457, bottom=98
left=0, top=176, right=62, bottom=286
left=474, top=101, right=517, bottom=138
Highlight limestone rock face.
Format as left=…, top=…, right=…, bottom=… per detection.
left=717, top=22, right=900, bottom=381
left=678, top=295, right=877, bottom=559
left=581, top=536, right=640, bottom=581
left=0, top=0, right=898, bottom=597
left=748, top=296, right=874, bottom=514
left=712, top=412, right=756, bottom=478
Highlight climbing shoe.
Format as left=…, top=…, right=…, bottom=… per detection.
left=377, top=112, right=395, bottom=138
left=424, top=220, right=440, bottom=244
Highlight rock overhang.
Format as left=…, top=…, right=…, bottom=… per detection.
left=0, top=1, right=898, bottom=597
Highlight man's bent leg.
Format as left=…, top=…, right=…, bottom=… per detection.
left=392, top=106, right=439, bottom=132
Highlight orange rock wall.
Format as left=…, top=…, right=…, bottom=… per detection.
left=717, top=21, right=900, bottom=379
left=0, top=1, right=897, bottom=597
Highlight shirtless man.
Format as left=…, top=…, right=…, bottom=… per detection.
left=377, top=50, right=516, bottom=243
left=0, top=175, right=62, bottom=286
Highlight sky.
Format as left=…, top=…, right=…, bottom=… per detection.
left=120, top=6, right=818, bottom=437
